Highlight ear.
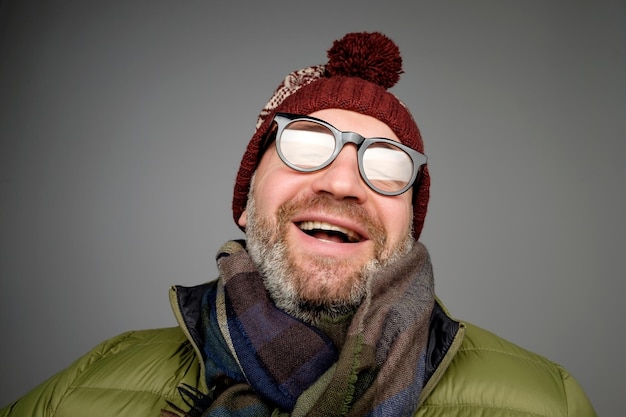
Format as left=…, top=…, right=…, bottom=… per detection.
left=237, top=209, right=248, bottom=228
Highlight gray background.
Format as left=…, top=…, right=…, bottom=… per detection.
left=1, top=1, right=623, bottom=415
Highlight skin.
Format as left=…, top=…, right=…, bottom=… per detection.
left=238, top=109, right=414, bottom=321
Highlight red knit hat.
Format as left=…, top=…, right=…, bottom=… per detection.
left=232, top=32, right=430, bottom=239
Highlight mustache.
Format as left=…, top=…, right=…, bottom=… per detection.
left=275, top=194, right=387, bottom=248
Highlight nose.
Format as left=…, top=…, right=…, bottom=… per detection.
left=310, top=144, right=368, bottom=202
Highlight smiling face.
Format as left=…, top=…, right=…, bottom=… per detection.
left=238, top=109, right=415, bottom=322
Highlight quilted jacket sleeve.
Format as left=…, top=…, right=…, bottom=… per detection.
left=0, top=327, right=203, bottom=417
left=416, top=322, right=597, bottom=417
left=0, top=332, right=136, bottom=417
left=558, top=365, right=597, bottom=417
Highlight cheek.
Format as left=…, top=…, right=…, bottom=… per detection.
left=380, top=197, right=413, bottom=242
left=251, top=154, right=308, bottom=217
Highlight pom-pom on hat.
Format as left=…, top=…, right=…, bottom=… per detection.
left=232, top=32, right=430, bottom=239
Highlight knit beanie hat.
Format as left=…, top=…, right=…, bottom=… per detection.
left=232, top=32, right=430, bottom=239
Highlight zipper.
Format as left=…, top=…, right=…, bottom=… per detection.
left=417, top=321, right=466, bottom=407
left=169, top=285, right=209, bottom=393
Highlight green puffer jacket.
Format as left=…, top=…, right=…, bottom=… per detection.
left=0, top=283, right=596, bottom=417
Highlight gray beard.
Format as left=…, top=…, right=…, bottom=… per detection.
left=243, top=180, right=414, bottom=324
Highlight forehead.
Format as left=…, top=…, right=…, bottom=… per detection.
left=307, top=109, right=400, bottom=142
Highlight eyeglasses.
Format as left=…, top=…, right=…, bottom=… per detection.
left=261, top=112, right=428, bottom=196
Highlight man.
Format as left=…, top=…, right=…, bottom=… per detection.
left=0, top=32, right=596, bottom=417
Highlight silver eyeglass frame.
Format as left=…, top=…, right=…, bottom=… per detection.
left=260, top=112, right=428, bottom=196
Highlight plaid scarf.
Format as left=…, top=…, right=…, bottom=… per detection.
left=193, top=240, right=434, bottom=417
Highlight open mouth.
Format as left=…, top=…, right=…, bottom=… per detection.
left=297, top=221, right=363, bottom=243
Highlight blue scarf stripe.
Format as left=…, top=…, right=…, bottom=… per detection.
left=222, top=270, right=339, bottom=411
left=367, top=353, right=427, bottom=417
left=236, top=302, right=290, bottom=345
left=226, top=304, right=297, bottom=410
left=278, top=342, right=338, bottom=397
left=209, top=403, right=273, bottom=417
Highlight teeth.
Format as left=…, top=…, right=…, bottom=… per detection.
left=298, top=221, right=361, bottom=243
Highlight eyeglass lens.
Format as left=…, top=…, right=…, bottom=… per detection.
left=278, top=120, right=414, bottom=193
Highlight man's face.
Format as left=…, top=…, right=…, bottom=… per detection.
left=238, top=109, right=414, bottom=321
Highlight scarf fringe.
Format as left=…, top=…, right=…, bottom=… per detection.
left=161, top=375, right=238, bottom=417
